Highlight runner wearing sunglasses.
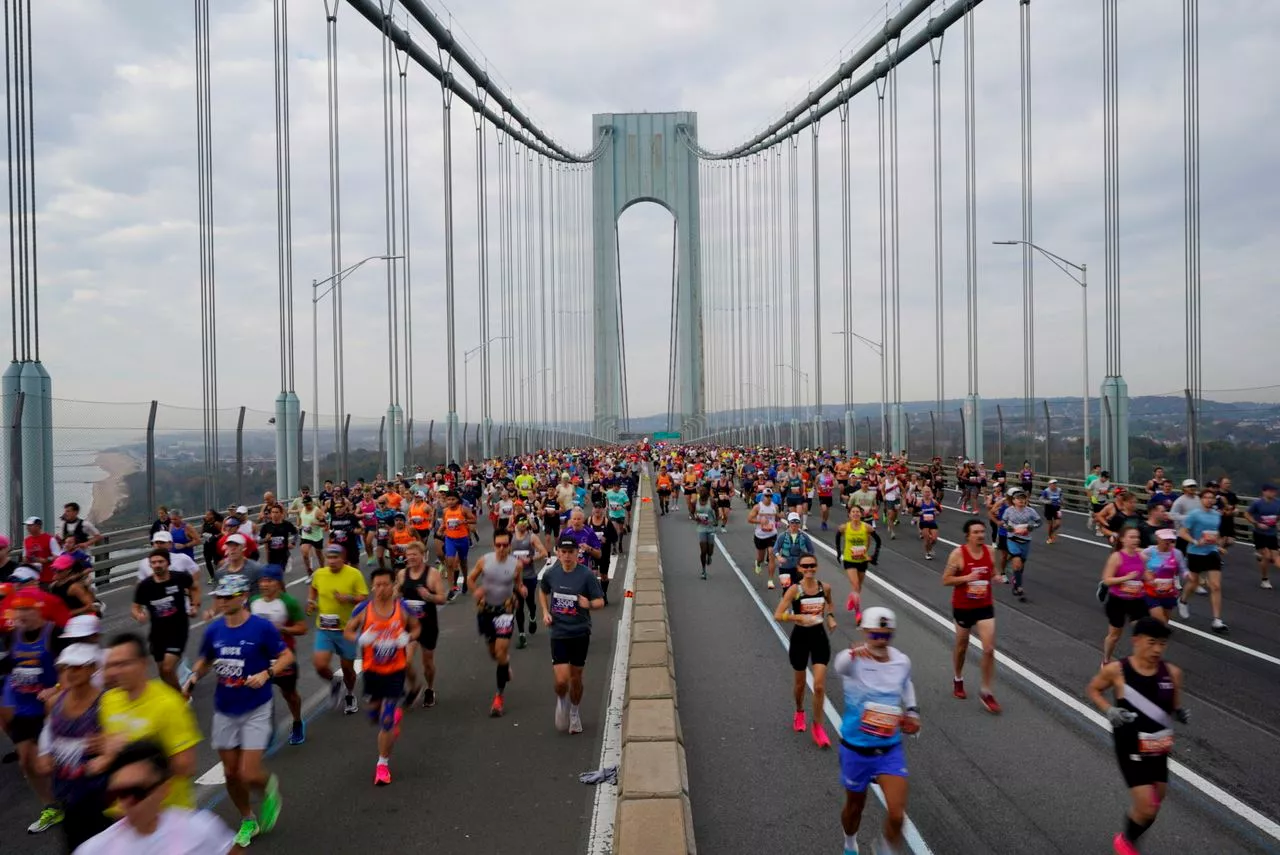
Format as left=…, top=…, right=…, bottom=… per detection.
left=774, top=555, right=836, bottom=747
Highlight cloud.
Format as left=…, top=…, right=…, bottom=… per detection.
left=8, top=0, right=1278, bottom=438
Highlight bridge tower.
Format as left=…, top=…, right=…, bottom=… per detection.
left=592, top=112, right=705, bottom=440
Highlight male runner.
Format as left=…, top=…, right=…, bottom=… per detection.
left=942, top=519, right=1001, bottom=713
left=468, top=531, right=524, bottom=717
left=539, top=535, right=605, bottom=735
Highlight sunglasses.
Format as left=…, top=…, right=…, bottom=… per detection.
left=866, top=631, right=893, bottom=641
left=108, top=778, right=165, bottom=805
left=799, top=563, right=818, bottom=569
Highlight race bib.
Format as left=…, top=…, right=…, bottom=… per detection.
left=1151, top=578, right=1175, bottom=594
left=493, top=614, right=515, bottom=637
left=447, top=519, right=463, bottom=532
left=270, top=537, right=285, bottom=550
left=552, top=591, right=578, bottom=616
left=372, top=638, right=398, bottom=663
left=1013, top=525, right=1030, bottom=536
left=10, top=665, right=41, bottom=691
left=319, top=613, right=341, bottom=631
left=922, top=513, right=934, bottom=522
left=302, top=525, right=313, bottom=534
left=1202, top=531, right=1219, bottom=543
left=859, top=702, right=902, bottom=739
left=1138, top=729, right=1174, bottom=756
left=213, top=657, right=245, bottom=684
left=333, top=530, right=347, bottom=542
left=966, top=579, right=990, bottom=600
left=404, top=599, right=425, bottom=618
left=1121, top=579, right=1144, bottom=596
left=695, top=512, right=712, bottom=525
left=377, top=527, right=389, bottom=539
left=778, top=572, right=792, bottom=589
left=761, top=520, right=775, bottom=533
left=850, top=545, right=868, bottom=559
left=798, top=597, right=824, bottom=616
left=1262, top=515, right=1278, bottom=527
left=411, top=515, right=424, bottom=525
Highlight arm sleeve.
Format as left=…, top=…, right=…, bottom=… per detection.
left=832, top=648, right=855, bottom=680
left=901, top=666, right=919, bottom=709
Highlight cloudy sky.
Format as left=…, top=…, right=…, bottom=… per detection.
left=15, top=0, right=1280, bottom=433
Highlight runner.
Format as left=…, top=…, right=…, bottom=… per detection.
left=1086, top=617, right=1187, bottom=855
left=815, top=466, right=837, bottom=531
left=1244, top=482, right=1280, bottom=590
left=773, top=555, right=836, bottom=747
left=1001, top=488, right=1042, bottom=600
left=256, top=504, right=298, bottom=571
left=693, top=484, right=717, bottom=580
left=184, top=574, right=290, bottom=847
left=833, top=607, right=920, bottom=855
left=1141, top=529, right=1187, bottom=625
left=346, top=567, right=419, bottom=785
left=293, top=492, right=326, bottom=580
left=441, top=492, right=477, bottom=602
left=774, top=513, right=815, bottom=592
left=509, top=518, right=549, bottom=647
left=881, top=470, right=902, bottom=539
left=307, top=544, right=368, bottom=715
left=1040, top=478, right=1063, bottom=544
left=1176, top=487, right=1227, bottom=632
left=747, top=490, right=781, bottom=590
left=131, top=550, right=198, bottom=690
left=538, top=535, right=606, bottom=735
left=2, top=591, right=61, bottom=833
left=605, top=480, right=631, bottom=555
left=249, top=564, right=308, bottom=745
left=836, top=505, right=881, bottom=620
left=943, top=519, right=1002, bottom=713
left=1100, top=528, right=1152, bottom=665
left=917, top=487, right=941, bottom=560
left=467, top=532, right=523, bottom=717
left=396, top=541, right=445, bottom=706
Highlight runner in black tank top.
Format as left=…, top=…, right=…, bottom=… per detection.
left=773, top=557, right=836, bottom=749
left=398, top=543, right=442, bottom=708
left=1086, top=616, right=1186, bottom=855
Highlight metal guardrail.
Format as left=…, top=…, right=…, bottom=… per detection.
left=913, top=460, right=1262, bottom=545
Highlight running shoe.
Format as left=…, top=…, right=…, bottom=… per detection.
left=27, top=806, right=63, bottom=834
left=1112, top=833, right=1139, bottom=855
left=569, top=707, right=584, bottom=735
left=925, top=552, right=933, bottom=560
left=260, top=774, right=282, bottom=832
left=421, top=687, right=437, bottom=708
left=1196, top=585, right=1208, bottom=596
left=555, top=696, right=570, bottom=732
left=329, top=675, right=344, bottom=710
left=289, top=720, right=306, bottom=746
left=766, top=579, right=775, bottom=590
left=793, top=711, right=807, bottom=733
left=980, top=692, right=1002, bottom=715
left=821, top=521, right=828, bottom=531
left=700, top=568, right=707, bottom=580
left=374, top=763, right=392, bottom=787
left=1176, top=601, right=1190, bottom=619
left=953, top=679, right=967, bottom=700
left=517, top=632, right=528, bottom=649
left=344, top=694, right=359, bottom=715
left=846, top=592, right=860, bottom=613
left=812, top=723, right=831, bottom=749
left=490, top=693, right=505, bottom=717
left=447, top=588, right=460, bottom=603
left=844, top=845, right=860, bottom=855
left=1211, top=618, right=1229, bottom=634
left=234, top=817, right=260, bottom=848
left=528, top=618, right=537, bottom=635
left=754, top=562, right=762, bottom=575
left=1262, top=580, right=1274, bottom=590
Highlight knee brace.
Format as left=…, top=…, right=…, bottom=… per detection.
left=380, top=700, right=398, bottom=732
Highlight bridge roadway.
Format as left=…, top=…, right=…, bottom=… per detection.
left=662, top=488, right=1280, bottom=855
left=4, top=519, right=628, bottom=855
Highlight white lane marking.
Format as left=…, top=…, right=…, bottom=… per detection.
left=194, top=658, right=363, bottom=787
left=586, top=478, right=645, bottom=855
left=925, top=520, right=1280, bottom=669
left=807, top=537, right=1280, bottom=843
left=713, top=536, right=936, bottom=855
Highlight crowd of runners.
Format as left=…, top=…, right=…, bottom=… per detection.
left=2, top=440, right=1273, bottom=854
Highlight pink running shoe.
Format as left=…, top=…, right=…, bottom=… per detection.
left=374, top=764, right=392, bottom=787
left=792, top=711, right=807, bottom=733
left=1112, top=833, right=1139, bottom=855
left=846, top=591, right=860, bottom=613
left=812, top=723, right=831, bottom=749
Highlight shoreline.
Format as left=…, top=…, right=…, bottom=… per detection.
left=90, top=451, right=141, bottom=526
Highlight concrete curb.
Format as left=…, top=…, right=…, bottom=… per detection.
left=613, top=476, right=696, bottom=855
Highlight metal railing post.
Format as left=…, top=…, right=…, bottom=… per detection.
left=378, top=416, right=386, bottom=468
left=235, top=406, right=246, bottom=501
left=342, top=414, right=351, bottom=480
left=145, top=400, right=158, bottom=516
left=997, top=404, right=1005, bottom=465
left=957, top=407, right=966, bottom=460
left=8, top=392, right=25, bottom=538
left=1043, top=400, right=1053, bottom=477
left=297, top=411, right=306, bottom=487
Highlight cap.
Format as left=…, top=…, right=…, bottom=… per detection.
left=1048, top=478, right=1059, bottom=484
left=151, top=530, right=173, bottom=543
left=56, top=643, right=101, bottom=668
left=1131, top=616, right=1172, bottom=640
left=0, top=534, right=9, bottom=550
left=1155, top=528, right=1178, bottom=541
left=860, top=606, right=896, bottom=631
left=225, top=533, right=247, bottom=546
left=786, top=512, right=802, bottom=523
left=436, top=484, right=449, bottom=493
left=323, top=544, right=345, bottom=555
left=62, top=614, right=101, bottom=639
left=261, top=564, right=285, bottom=581
left=8, top=567, right=39, bottom=583
left=1182, top=478, right=1198, bottom=488
left=51, top=554, right=76, bottom=571
left=1008, top=487, right=1025, bottom=497
left=556, top=535, right=580, bottom=551
left=1263, top=483, right=1278, bottom=492
left=24, top=516, right=41, bottom=526
left=236, top=505, right=248, bottom=515
left=414, top=472, right=425, bottom=480
left=214, top=574, right=250, bottom=597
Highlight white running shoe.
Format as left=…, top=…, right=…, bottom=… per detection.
left=1261, top=580, right=1274, bottom=590
left=568, top=706, right=584, bottom=735
left=1196, top=585, right=1208, bottom=596
left=1176, top=601, right=1190, bottom=619
left=554, top=696, right=570, bottom=732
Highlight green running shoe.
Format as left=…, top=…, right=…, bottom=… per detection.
left=260, top=774, right=282, bottom=832
left=234, top=816, right=261, bottom=847
left=27, top=805, right=64, bottom=834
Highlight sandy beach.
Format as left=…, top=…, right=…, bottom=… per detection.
left=90, top=451, right=141, bottom=526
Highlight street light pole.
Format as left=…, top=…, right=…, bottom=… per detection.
left=310, top=254, right=400, bottom=491
left=993, top=240, right=1088, bottom=476
left=832, top=330, right=885, bottom=453
left=464, top=335, right=510, bottom=429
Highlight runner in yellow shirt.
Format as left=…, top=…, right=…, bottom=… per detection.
left=307, top=544, right=369, bottom=714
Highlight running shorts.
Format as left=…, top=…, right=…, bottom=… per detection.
left=753, top=535, right=777, bottom=551
left=1187, top=552, right=1222, bottom=574
left=839, top=741, right=908, bottom=793
left=788, top=626, right=831, bottom=670
left=550, top=635, right=590, bottom=667
left=953, top=605, right=995, bottom=629
left=1105, top=596, right=1150, bottom=629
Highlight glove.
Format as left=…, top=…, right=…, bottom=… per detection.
left=1175, top=708, right=1190, bottom=725
left=395, top=631, right=411, bottom=649
left=1106, top=706, right=1138, bottom=727
left=358, top=629, right=379, bottom=647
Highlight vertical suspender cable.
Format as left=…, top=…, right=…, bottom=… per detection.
left=1020, top=0, right=1035, bottom=465
left=810, top=118, right=822, bottom=439
left=876, top=73, right=888, bottom=452
left=788, top=136, right=800, bottom=428
left=496, top=127, right=508, bottom=426
left=1102, top=0, right=1121, bottom=468
left=889, top=37, right=903, bottom=451
left=439, top=49, right=458, bottom=463
left=964, top=2, right=978, bottom=402
left=323, top=0, right=345, bottom=479
left=1182, top=0, right=1201, bottom=481
left=473, top=101, right=489, bottom=450
left=398, top=48, right=413, bottom=460
left=839, top=93, right=852, bottom=447
left=194, top=0, right=218, bottom=505
left=930, top=20, right=945, bottom=443
left=732, top=159, right=743, bottom=427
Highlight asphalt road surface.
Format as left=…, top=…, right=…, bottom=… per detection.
left=661, top=490, right=1280, bottom=855
left=3, top=528, right=628, bottom=855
